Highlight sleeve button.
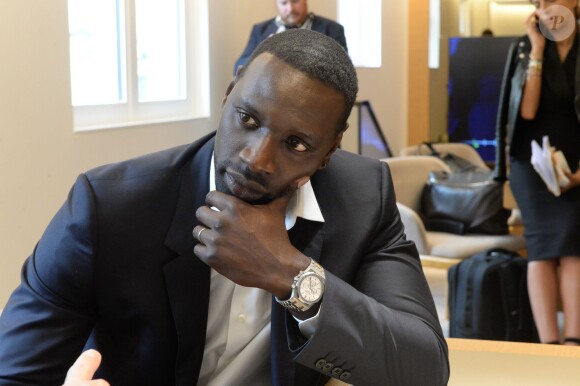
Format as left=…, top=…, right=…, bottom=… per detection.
left=339, top=371, right=352, bottom=380
left=315, top=359, right=326, bottom=369
left=323, top=362, right=334, bottom=372
left=331, top=367, right=343, bottom=376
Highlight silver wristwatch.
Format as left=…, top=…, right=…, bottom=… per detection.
left=276, top=258, right=325, bottom=312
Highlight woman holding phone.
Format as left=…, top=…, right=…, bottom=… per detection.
left=496, top=0, right=580, bottom=345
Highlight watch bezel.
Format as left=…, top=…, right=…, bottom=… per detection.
left=296, top=271, right=325, bottom=305
left=275, top=258, right=326, bottom=312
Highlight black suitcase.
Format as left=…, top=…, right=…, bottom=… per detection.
left=448, top=248, right=539, bottom=342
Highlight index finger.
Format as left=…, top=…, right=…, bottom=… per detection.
left=205, top=190, right=241, bottom=211
left=64, top=350, right=108, bottom=384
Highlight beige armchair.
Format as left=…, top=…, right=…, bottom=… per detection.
left=399, top=142, right=490, bottom=171
left=382, top=156, right=525, bottom=268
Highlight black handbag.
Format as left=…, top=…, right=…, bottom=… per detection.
left=421, top=170, right=511, bottom=235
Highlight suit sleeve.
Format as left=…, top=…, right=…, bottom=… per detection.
left=0, top=175, right=97, bottom=386
left=292, top=162, right=450, bottom=386
left=312, top=17, right=348, bottom=53
left=233, top=25, right=264, bottom=75
left=494, top=40, right=519, bottom=182
left=329, top=24, right=347, bottom=53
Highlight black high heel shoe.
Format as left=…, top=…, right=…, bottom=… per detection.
left=563, top=337, right=580, bottom=345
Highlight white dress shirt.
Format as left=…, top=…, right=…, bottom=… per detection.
left=197, top=157, right=324, bottom=386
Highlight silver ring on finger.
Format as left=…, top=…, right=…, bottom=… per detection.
left=197, top=227, right=208, bottom=243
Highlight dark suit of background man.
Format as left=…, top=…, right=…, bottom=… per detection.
left=0, top=29, right=449, bottom=386
left=233, top=0, right=348, bottom=74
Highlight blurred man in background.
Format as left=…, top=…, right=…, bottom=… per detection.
left=233, top=0, right=347, bottom=74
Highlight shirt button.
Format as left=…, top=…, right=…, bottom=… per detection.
left=237, top=313, right=247, bottom=322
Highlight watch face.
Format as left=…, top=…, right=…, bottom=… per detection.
left=298, top=275, right=323, bottom=303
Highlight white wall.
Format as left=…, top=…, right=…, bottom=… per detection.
left=357, top=2, right=408, bottom=153
left=0, top=0, right=408, bottom=306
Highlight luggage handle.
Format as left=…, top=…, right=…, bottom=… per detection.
left=485, top=248, right=518, bottom=262
left=498, top=260, right=521, bottom=340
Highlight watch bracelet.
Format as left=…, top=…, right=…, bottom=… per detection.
left=275, top=258, right=325, bottom=311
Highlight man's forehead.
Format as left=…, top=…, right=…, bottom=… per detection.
left=244, top=53, right=289, bottom=75
left=242, top=53, right=314, bottom=89
left=239, top=55, right=298, bottom=92
left=241, top=52, right=343, bottom=101
left=237, top=56, right=301, bottom=101
left=236, top=56, right=344, bottom=132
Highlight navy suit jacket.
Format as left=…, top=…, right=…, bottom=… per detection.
left=233, top=15, right=348, bottom=74
left=0, top=133, right=449, bottom=386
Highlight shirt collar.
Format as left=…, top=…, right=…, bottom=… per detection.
left=210, top=154, right=324, bottom=230
left=274, top=12, right=314, bottom=33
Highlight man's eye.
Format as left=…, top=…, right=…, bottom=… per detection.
left=238, top=112, right=258, bottom=128
left=286, top=137, right=308, bottom=152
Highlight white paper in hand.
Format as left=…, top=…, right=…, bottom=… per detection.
left=530, top=136, right=560, bottom=196
left=530, top=136, right=571, bottom=197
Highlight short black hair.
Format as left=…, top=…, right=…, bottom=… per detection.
left=240, top=29, right=358, bottom=133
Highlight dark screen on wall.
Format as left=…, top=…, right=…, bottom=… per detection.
left=447, top=36, right=516, bottom=162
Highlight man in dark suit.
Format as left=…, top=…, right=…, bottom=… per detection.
left=0, top=30, right=449, bottom=386
left=233, top=0, right=347, bottom=74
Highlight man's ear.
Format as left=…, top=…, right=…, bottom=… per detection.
left=319, top=130, right=344, bottom=169
left=222, top=79, right=236, bottom=107
left=221, top=66, right=243, bottom=107
left=235, top=64, right=244, bottom=78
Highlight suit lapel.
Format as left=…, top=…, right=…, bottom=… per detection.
left=264, top=20, right=279, bottom=40
left=161, top=137, right=327, bottom=385
left=163, top=136, right=214, bottom=385
left=288, top=218, right=324, bottom=261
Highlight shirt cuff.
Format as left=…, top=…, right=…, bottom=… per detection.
left=293, top=302, right=322, bottom=338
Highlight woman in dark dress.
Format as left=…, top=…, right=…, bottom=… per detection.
left=496, top=0, right=580, bottom=345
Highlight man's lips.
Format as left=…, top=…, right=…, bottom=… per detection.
left=224, top=169, right=268, bottom=199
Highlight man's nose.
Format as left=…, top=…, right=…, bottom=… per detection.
left=240, top=134, right=276, bottom=174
